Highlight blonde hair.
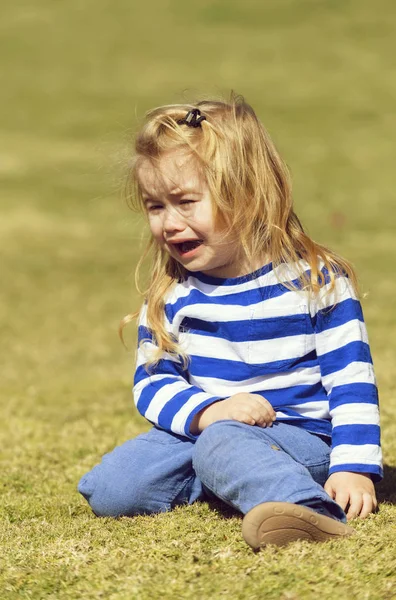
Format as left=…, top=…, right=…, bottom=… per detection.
left=122, top=93, right=358, bottom=366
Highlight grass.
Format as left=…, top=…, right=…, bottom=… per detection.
left=1, top=0, right=396, bottom=598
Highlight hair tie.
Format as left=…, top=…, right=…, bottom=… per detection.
left=177, top=108, right=206, bottom=128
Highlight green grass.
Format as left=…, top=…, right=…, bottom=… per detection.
left=1, top=0, right=396, bottom=598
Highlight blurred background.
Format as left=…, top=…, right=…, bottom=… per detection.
left=1, top=0, right=395, bottom=518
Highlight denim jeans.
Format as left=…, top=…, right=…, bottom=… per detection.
left=78, top=420, right=346, bottom=522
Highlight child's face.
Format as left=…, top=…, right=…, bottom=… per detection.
left=137, top=150, right=244, bottom=279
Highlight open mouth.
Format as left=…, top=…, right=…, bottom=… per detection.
left=174, top=240, right=203, bottom=255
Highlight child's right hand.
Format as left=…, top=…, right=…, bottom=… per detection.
left=191, top=393, right=276, bottom=434
left=220, top=393, right=276, bottom=427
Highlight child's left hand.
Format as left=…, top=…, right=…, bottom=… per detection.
left=324, top=472, right=378, bottom=520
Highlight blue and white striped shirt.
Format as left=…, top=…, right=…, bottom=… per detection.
left=133, top=260, right=382, bottom=481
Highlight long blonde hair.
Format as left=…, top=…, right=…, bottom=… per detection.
left=122, top=93, right=358, bottom=366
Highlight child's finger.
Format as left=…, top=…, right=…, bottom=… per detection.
left=323, top=481, right=335, bottom=498
left=358, top=492, right=376, bottom=519
left=254, top=413, right=273, bottom=427
left=252, top=407, right=275, bottom=426
left=237, top=414, right=256, bottom=426
left=232, top=405, right=273, bottom=427
left=334, top=490, right=350, bottom=512
left=231, top=407, right=262, bottom=426
left=254, top=396, right=276, bottom=419
left=346, top=493, right=363, bottom=520
left=248, top=408, right=271, bottom=427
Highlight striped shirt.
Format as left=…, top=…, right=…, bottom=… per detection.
left=133, top=260, right=382, bottom=481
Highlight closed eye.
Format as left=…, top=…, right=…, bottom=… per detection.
left=146, top=203, right=163, bottom=212
left=179, top=199, right=197, bottom=207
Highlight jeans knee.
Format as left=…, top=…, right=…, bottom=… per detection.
left=193, top=420, right=239, bottom=476
left=78, top=470, right=133, bottom=517
left=78, top=467, right=167, bottom=518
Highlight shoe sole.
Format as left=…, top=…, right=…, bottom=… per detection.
left=242, top=502, right=355, bottom=549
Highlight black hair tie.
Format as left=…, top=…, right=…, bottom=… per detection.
left=177, top=108, right=206, bottom=128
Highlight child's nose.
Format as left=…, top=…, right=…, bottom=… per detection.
left=163, top=208, right=185, bottom=232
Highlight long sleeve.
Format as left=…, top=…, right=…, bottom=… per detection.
left=133, top=304, right=222, bottom=439
left=311, top=274, right=382, bottom=481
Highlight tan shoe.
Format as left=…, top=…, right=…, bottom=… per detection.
left=242, top=502, right=355, bottom=550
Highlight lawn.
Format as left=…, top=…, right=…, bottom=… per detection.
left=1, top=1, right=395, bottom=598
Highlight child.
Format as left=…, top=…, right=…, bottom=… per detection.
left=78, top=95, right=382, bottom=549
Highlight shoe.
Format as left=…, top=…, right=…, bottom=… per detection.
left=242, top=502, right=354, bottom=550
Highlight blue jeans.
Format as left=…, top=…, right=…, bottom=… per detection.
left=78, top=420, right=346, bottom=521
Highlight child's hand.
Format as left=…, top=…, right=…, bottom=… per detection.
left=219, top=392, right=276, bottom=427
left=324, top=472, right=378, bottom=520
left=191, top=393, right=276, bottom=434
